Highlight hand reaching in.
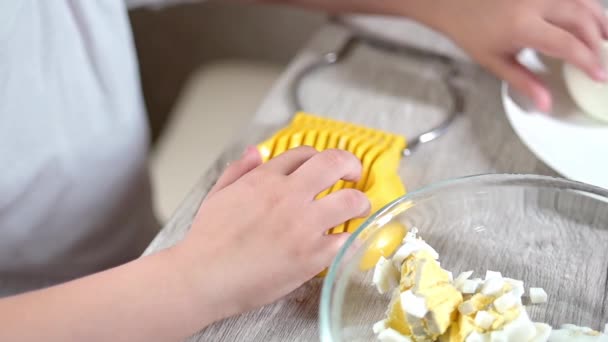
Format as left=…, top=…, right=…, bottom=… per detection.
left=424, top=0, right=608, bottom=112
left=175, top=146, right=371, bottom=323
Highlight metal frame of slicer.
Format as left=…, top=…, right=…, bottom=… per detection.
left=265, top=17, right=468, bottom=272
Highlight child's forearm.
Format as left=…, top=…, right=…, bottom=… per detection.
left=0, top=247, right=211, bottom=342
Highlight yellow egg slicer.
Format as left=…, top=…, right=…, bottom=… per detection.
left=258, top=112, right=406, bottom=235
left=256, top=32, right=465, bottom=275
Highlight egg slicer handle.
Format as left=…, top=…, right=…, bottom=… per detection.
left=288, top=24, right=466, bottom=157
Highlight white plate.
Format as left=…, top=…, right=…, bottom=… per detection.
left=501, top=50, right=608, bottom=190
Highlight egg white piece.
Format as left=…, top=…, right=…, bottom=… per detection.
left=454, top=270, right=474, bottom=290
left=458, top=300, right=477, bottom=316
left=482, top=277, right=505, bottom=296
left=377, top=328, right=413, bottom=342
left=461, top=278, right=483, bottom=294
left=373, top=319, right=388, bottom=334
left=400, top=290, right=428, bottom=318
left=493, top=291, right=521, bottom=313
left=392, top=239, right=439, bottom=268
left=530, top=322, right=552, bottom=342
left=455, top=271, right=474, bottom=282
left=529, top=287, right=548, bottom=304
left=475, top=310, right=497, bottom=330
left=504, top=278, right=525, bottom=298
left=469, top=310, right=537, bottom=342
left=373, top=256, right=400, bottom=294
left=465, top=332, right=488, bottom=342
left=501, top=310, right=537, bottom=340
left=402, top=227, right=419, bottom=244
left=485, top=271, right=503, bottom=280
left=489, top=331, right=508, bottom=342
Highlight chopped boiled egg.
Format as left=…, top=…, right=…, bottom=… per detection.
left=385, top=291, right=413, bottom=336
left=468, top=310, right=536, bottom=342
left=454, top=271, right=474, bottom=286
left=529, top=287, right=547, bottom=304
left=392, top=238, right=439, bottom=268
left=489, top=330, right=508, bottom=342
left=485, top=271, right=502, bottom=280
left=371, top=230, right=607, bottom=342
left=458, top=300, right=477, bottom=316
left=400, top=290, right=428, bottom=318
left=474, top=311, right=496, bottom=330
left=403, top=227, right=419, bottom=243
left=461, top=279, right=483, bottom=294
left=493, top=292, right=520, bottom=314
left=418, top=284, right=463, bottom=336
left=374, top=319, right=388, bottom=334
left=464, top=331, right=485, bottom=342
left=378, top=327, right=413, bottom=342
left=529, top=323, right=552, bottom=342
left=373, top=256, right=400, bottom=294
left=503, top=278, right=525, bottom=298
left=481, top=277, right=505, bottom=296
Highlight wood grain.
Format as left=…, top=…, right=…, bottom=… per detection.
left=142, top=19, right=582, bottom=341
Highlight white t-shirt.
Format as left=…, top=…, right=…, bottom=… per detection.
left=0, top=0, right=175, bottom=295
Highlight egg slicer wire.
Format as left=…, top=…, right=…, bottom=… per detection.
left=257, top=29, right=466, bottom=271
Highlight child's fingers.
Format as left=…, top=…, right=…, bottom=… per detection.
left=309, top=189, right=370, bottom=232
left=259, top=145, right=318, bottom=175
left=529, top=20, right=605, bottom=80
left=207, top=146, right=262, bottom=196
left=316, top=232, right=351, bottom=269
left=546, top=1, right=604, bottom=55
left=290, top=149, right=362, bottom=196
left=578, top=0, right=608, bottom=38
left=488, top=55, right=552, bottom=112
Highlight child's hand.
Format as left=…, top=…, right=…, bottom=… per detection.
left=0, top=146, right=370, bottom=341
left=175, top=146, right=370, bottom=323
left=427, top=0, right=608, bottom=112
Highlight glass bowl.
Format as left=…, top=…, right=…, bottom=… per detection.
left=320, top=174, right=608, bottom=341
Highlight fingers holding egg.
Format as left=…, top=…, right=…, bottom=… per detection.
left=563, top=39, right=608, bottom=122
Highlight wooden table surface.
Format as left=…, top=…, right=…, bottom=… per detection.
left=142, top=20, right=562, bottom=341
